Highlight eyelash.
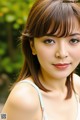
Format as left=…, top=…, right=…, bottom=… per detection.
left=43, top=38, right=80, bottom=45
left=43, top=39, right=55, bottom=44
left=69, top=39, right=80, bottom=44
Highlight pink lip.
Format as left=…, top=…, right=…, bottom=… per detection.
left=53, top=63, right=71, bottom=70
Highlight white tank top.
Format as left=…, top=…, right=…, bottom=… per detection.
left=18, top=80, right=80, bottom=120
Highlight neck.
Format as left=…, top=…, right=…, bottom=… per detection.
left=39, top=70, right=67, bottom=93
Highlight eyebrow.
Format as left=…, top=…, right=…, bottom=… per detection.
left=45, top=33, right=80, bottom=37
left=63, top=1, right=80, bottom=3
left=69, top=33, right=80, bottom=36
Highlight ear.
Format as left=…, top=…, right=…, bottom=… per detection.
left=30, top=41, right=36, bottom=55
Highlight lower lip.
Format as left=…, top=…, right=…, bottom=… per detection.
left=53, top=64, right=70, bottom=70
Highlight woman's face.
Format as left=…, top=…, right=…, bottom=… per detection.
left=30, top=20, right=80, bottom=80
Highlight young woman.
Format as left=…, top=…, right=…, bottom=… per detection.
left=1, top=0, right=80, bottom=120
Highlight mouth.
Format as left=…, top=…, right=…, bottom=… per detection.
left=52, top=63, right=71, bottom=70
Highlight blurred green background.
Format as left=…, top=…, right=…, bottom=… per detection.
left=0, top=0, right=80, bottom=109
left=0, top=0, right=35, bottom=108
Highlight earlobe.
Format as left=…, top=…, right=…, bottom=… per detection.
left=30, top=41, right=36, bottom=55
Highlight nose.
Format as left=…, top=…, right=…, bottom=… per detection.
left=55, top=43, right=68, bottom=59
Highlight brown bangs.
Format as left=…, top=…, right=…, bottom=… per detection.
left=25, top=1, right=80, bottom=38
left=47, top=3, right=80, bottom=37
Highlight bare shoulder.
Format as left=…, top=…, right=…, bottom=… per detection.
left=73, top=73, right=80, bottom=97
left=2, top=78, right=41, bottom=120
left=8, top=80, right=40, bottom=110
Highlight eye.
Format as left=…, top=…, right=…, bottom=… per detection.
left=43, top=39, right=55, bottom=44
left=69, top=39, right=80, bottom=44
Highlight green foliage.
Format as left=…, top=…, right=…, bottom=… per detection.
left=0, top=0, right=34, bottom=29
left=0, top=0, right=35, bottom=81
left=0, top=42, right=7, bottom=55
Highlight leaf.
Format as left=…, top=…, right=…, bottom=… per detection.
left=1, top=7, right=9, bottom=13
left=0, top=42, right=7, bottom=55
left=0, top=49, right=5, bottom=55
left=5, top=14, right=16, bottom=22
left=13, top=23, right=20, bottom=29
left=1, top=58, right=13, bottom=73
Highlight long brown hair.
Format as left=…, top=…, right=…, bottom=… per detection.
left=17, top=0, right=80, bottom=99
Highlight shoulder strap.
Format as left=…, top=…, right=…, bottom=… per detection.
left=74, top=93, right=80, bottom=120
left=18, top=80, right=44, bottom=110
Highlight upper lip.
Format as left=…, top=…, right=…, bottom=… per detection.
left=53, top=63, right=71, bottom=66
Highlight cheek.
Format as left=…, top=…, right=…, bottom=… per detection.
left=36, top=49, right=50, bottom=61
left=35, top=46, right=52, bottom=63
left=71, top=49, right=80, bottom=62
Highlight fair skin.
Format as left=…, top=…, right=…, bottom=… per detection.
left=32, top=33, right=80, bottom=91
left=1, top=20, right=80, bottom=120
